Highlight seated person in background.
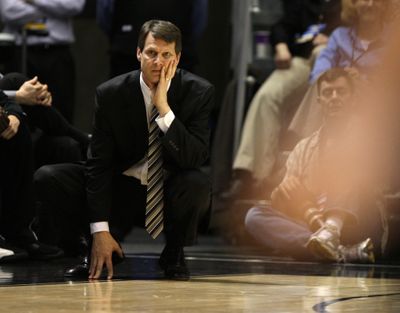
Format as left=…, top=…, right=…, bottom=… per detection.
left=288, top=0, right=391, bottom=141
left=0, top=0, right=85, bottom=122
left=221, top=0, right=342, bottom=200
left=245, top=68, right=387, bottom=263
left=34, top=20, right=213, bottom=280
left=0, top=90, right=63, bottom=263
left=0, top=72, right=90, bottom=167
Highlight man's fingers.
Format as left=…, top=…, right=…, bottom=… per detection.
left=117, top=246, right=124, bottom=258
left=40, top=98, right=52, bottom=106
left=1, top=127, right=15, bottom=140
left=89, top=254, right=97, bottom=277
left=93, top=258, right=104, bottom=279
left=166, top=59, right=174, bottom=80
left=105, top=258, right=114, bottom=280
left=42, top=94, right=52, bottom=106
left=1, top=128, right=11, bottom=140
left=290, top=178, right=302, bottom=191
left=37, top=89, right=48, bottom=99
left=279, top=184, right=291, bottom=200
left=284, top=178, right=296, bottom=193
left=160, top=66, right=167, bottom=82
left=28, top=76, right=38, bottom=84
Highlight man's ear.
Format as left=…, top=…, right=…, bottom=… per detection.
left=137, top=48, right=142, bottom=62
left=176, top=52, right=181, bottom=65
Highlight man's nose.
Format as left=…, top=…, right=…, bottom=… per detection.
left=154, top=55, right=164, bottom=66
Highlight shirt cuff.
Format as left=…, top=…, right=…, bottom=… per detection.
left=90, top=221, right=110, bottom=234
left=156, top=110, right=175, bottom=133
left=3, top=90, right=16, bottom=100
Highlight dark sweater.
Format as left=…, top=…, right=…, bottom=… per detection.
left=271, top=0, right=342, bottom=58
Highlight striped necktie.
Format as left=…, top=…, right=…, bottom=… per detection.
left=145, top=106, right=164, bottom=239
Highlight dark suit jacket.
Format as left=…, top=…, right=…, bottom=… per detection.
left=86, top=69, right=214, bottom=222
left=0, top=90, right=24, bottom=119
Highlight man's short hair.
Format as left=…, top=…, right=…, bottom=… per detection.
left=317, top=68, right=354, bottom=95
left=137, top=20, right=182, bottom=53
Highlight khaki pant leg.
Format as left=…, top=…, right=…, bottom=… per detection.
left=233, top=57, right=310, bottom=181
left=287, top=81, right=323, bottom=140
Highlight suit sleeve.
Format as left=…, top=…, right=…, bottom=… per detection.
left=0, top=0, right=42, bottom=25
left=85, top=87, right=115, bottom=223
left=161, top=84, right=214, bottom=169
left=0, top=0, right=84, bottom=24
left=0, top=90, right=24, bottom=119
left=34, top=0, right=85, bottom=18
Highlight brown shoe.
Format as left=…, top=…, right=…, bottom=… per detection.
left=338, top=238, right=375, bottom=264
left=306, top=224, right=340, bottom=262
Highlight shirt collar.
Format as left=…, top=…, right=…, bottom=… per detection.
left=139, top=72, right=172, bottom=101
left=139, top=73, right=152, bottom=101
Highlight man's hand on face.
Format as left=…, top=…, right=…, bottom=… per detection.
left=16, top=76, right=52, bottom=107
left=89, top=231, right=124, bottom=280
left=0, top=115, right=20, bottom=140
left=152, top=59, right=177, bottom=117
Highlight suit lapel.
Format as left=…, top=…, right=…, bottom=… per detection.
left=122, top=71, right=148, bottom=140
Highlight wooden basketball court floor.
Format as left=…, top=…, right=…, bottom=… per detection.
left=1, top=232, right=400, bottom=313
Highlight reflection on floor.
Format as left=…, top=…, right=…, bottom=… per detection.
left=0, top=231, right=400, bottom=312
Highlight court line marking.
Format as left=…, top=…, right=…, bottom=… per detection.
left=312, top=292, right=400, bottom=313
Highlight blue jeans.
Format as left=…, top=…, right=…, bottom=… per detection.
left=245, top=202, right=385, bottom=260
left=245, top=206, right=313, bottom=260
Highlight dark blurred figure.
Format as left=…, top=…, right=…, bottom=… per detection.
left=0, top=91, right=63, bottom=263
left=0, top=0, right=86, bottom=122
left=0, top=72, right=89, bottom=168
left=97, top=0, right=208, bottom=77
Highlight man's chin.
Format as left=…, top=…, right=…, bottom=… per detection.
left=147, top=77, right=160, bottom=87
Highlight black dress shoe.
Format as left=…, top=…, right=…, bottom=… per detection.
left=25, top=241, right=64, bottom=260
left=159, top=246, right=190, bottom=281
left=6, top=229, right=64, bottom=260
left=64, top=256, right=90, bottom=278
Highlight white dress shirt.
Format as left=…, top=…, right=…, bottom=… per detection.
left=90, top=73, right=175, bottom=234
left=0, top=0, right=85, bottom=45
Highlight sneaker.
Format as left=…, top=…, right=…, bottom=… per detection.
left=0, top=235, right=28, bottom=263
left=0, top=247, right=14, bottom=260
left=306, top=224, right=340, bottom=262
left=338, top=238, right=375, bottom=264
